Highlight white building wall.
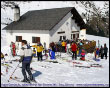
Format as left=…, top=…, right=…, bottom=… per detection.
left=71, top=19, right=80, bottom=32
left=6, top=30, right=50, bottom=49
left=49, top=12, right=80, bottom=42
left=79, top=29, right=86, bottom=40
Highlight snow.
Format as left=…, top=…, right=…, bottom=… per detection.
left=1, top=34, right=109, bottom=87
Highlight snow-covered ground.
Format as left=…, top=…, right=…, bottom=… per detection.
left=1, top=35, right=109, bottom=87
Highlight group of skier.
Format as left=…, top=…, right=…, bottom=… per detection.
left=48, top=39, right=108, bottom=61
left=49, top=39, right=86, bottom=61
left=94, top=42, right=108, bottom=59
left=1, top=39, right=108, bottom=83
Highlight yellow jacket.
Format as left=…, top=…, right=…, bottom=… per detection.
left=32, top=45, right=44, bottom=52
left=62, top=42, right=66, bottom=46
left=33, top=50, right=36, bottom=54
left=1, top=53, right=4, bottom=58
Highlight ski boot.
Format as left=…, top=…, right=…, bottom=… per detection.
left=28, top=75, right=34, bottom=81
left=21, top=76, right=30, bottom=83
left=28, top=75, right=37, bottom=83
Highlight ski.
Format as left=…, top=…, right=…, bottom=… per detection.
left=38, top=65, right=51, bottom=68
left=74, top=65, right=91, bottom=68
left=12, top=59, right=19, bottom=62
left=10, top=77, right=32, bottom=84
left=90, top=64, right=102, bottom=68
left=1, top=63, right=13, bottom=68
left=73, top=62, right=82, bottom=65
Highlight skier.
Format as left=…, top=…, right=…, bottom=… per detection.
left=32, top=42, right=44, bottom=61
left=12, top=43, right=16, bottom=57
left=19, top=40, right=34, bottom=82
left=61, top=40, right=66, bottom=53
left=43, top=42, right=47, bottom=55
left=32, top=48, right=36, bottom=58
left=49, top=47, right=56, bottom=60
left=80, top=49, right=85, bottom=61
left=67, top=41, right=71, bottom=54
left=71, top=42, right=77, bottom=60
left=65, top=42, right=67, bottom=53
left=10, top=42, right=13, bottom=56
left=98, top=40, right=100, bottom=49
left=100, top=45, right=104, bottom=59
left=103, top=43, right=108, bottom=59
left=50, top=42, right=56, bottom=52
left=94, top=48, right=99, bottom=59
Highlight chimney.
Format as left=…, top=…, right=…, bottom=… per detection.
left=14, top=5, right=20, bottom=21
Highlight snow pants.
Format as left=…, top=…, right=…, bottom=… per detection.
left=72, top=51, right=77, bottom=60
left=37, top=52, right=42, bottom=61
left=62, top=46, right=65, bottom=53
left=22, top=62, right=32, bottom=79
left=100, top=53, right=104, bottom=59
left=103, top=53, right=107, bottom=59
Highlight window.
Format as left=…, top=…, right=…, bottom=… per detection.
left=63, top=36, right=66, bottom=40
left=57, top=31, right=65, bottom=34
left=16, top=36, right=22, bottom=42
left=77, top=34, right=79, bottom=38
left=71, top=34, right=73, bottom=39
left=73, top=34, right=75, bottom=39
left=59, top=36, right=62, bottom=41
left=32, top=37, right=40, bottom=43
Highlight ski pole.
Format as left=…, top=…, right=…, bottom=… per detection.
left=8, top=62, right=21, bottom=82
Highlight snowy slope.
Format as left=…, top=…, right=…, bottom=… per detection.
left=1, top=34, right=109, bottom=87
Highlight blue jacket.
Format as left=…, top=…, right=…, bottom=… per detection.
left=96, top=50, right=99, bottom=55
left=49, top=49, right=55, bottom=59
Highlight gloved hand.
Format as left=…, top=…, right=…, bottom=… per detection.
left=19, top=59, right=22, bottom=63
left=19, top=56, right=24, bottom=63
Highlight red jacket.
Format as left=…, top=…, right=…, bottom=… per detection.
left=12, top=43, right=16, bottom=49
left=71, top=44, right=77, bottom=52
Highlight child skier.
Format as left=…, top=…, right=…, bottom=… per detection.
left=95, top=48, right=99, bottom=59
left=80, top=49, right=85, bottom=61
left=49, top=47, right=56, bottom=60
left=32, top=48, right=36, bottom=58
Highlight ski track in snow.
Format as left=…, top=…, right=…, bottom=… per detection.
left=1, top=49, right=109, bottom=87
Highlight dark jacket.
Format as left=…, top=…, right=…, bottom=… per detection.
left=100, top=47, right=104, bottom=54
left=104, top=47, right=108, bottom=53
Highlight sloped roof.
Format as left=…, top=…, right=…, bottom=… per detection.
left=4, top=7, right=86, bottom=31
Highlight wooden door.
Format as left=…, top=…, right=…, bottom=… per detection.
left=73, top=34, right=75, bottom=39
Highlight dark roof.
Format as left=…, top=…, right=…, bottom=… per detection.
left=4, top=7, right=86, bottom=31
